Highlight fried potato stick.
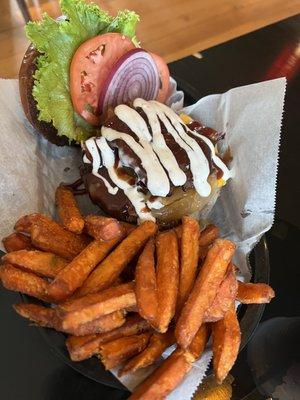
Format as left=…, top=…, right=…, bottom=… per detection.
left=48, top=237, right=122, bottom=301
left=84, top=215, right=125, bottom=241
left=135, top=239, right=157, bottom=325
left=56, top=185, right=85, bottom=234
left=2, top=233, right=32, bottom=252
left=176, top=239, right=236, bottom=348
left=237, top=282, right=275, bottom=304
left=14, top=303, right=125, bottom=336
left=154, top=230, right=179, bottom=333
left=129, top=349, right=192, bottom=400
left=129, top=325, right=209, bottom=399
left=3, top=250, right=67, bottom=279
left=15, top=214, right=90, bottom=260
left=66, top=314, right=149, bottom=361
left=99, top=332, right=151, bottom=370
left=0, top=263, right=51, bottom=302
left=177, top=216, right=200, bottom=312
left=119, top=330, right=175, bottom=376
left=212, top=303, right=241, bottom=383
left=204, top=263, right=238, bottom=322
left=76, top=221, right=158, bottom=296
left=199, top=225, right=220, bottom=247
left=58, top=282, right=136, bottom=331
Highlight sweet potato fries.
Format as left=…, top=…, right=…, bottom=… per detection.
left=0, top=185, right=276, bottom=398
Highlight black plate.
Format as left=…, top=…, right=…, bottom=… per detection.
left=16, top=235, right=269, bottom=391
left=7, top=82, right=270, bottom=391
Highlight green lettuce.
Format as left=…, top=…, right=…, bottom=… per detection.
left=26, top=0, right=139, bottom=142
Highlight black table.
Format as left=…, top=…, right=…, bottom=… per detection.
left=1, top=15, right=299, bottom=400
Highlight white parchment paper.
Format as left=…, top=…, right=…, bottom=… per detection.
left=0, top=77, right=286, bottom=398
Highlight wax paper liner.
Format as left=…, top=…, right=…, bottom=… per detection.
left=0, top=77, right=285, bottom=398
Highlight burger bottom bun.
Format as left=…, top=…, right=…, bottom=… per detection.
left=153, top=175, right=220, bottom=228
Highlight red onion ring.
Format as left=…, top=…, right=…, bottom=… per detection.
left=98, top=48, right=160, bottom=115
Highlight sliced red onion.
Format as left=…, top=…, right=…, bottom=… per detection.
left=98, top=48, right=160, bottom=115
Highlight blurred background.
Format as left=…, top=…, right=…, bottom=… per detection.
left=1, top=0, right=300, bottom=78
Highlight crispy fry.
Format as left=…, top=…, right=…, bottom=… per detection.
left=174, top=225, right=182, bottom=240
left=119, top=330, right=174, bottom=376
left=135, top=239, right=157, bottom=324
left=48, top=237, right=122, bottom=301
left=58, top=282, right=136, bottom=331
left=188, top=324, right=210, bottom=361
left=129, top=325, right=210, bottom=399
left=204, top=264, right=238, bottom=322
left=56, top=186, right=85, bottom=234
left=0, top=263, right=51, bottom=302
left=14, top=303, right=125, bottom=336
left=176, top=239, right=236, bottom=348
left=66, top=314, right=149, bottom=361
left=73, top=311, right=125, bottom=336
left=14, top=214, right=48, bottom=234
left=14, top=303, right=56, bottom=327
left=129, top=349, right=193, bottom=400
left=212, top=303, right=241, bottom=383
left=177, top=216, right=200, bottom=312
left=154, top=230, right=179, bottom=333
left=76, top=221, right=158, bottom=296
left=3, top=250, right=67, bottom=279
left=30, top=216, right=90, bottom=260
left=2, top=233, right=32, bottom=252
left=99, top=332, right=151, bottom=370
left=85, top=215, right=124, bottom=241
left=237, top=282, right=275, bottom=304
left=199, top=224, right=220, bottom=247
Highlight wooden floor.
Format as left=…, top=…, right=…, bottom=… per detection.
left=1, top=0, right=300, bottom=78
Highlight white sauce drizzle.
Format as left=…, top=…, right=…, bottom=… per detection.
left=97, top=137, right=155, bottom=221
left=85, top=139, right=118, bottom=195
left=83, top=99, right=232, bottom=221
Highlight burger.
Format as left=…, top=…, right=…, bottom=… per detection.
left=19, top=0, right=169, bottom=145
left=81, top=99, right=231, bottom=226
left=19, top=0, right=232, bottom=226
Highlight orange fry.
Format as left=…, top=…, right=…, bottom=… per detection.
left=56, top=185, right=85, bottom=234
left=154, top=230, right=179, bottom=333
left=176, top=239, right=236, bottom=348
left=14, top=303, right=125, bottom=336
left=85, top=215, right=125, bottom=241
left=177, top=216, right=200, bottom=312
left=31, top=218, right=90, bottom=260
left=119, top=330, right=174, bottom=376
left=99, top=332, right=151, bottom=370
left=212, top=303, right=241, bottom=383
left=2, top=233, right=32, bottom=252
left=0, top=263, right=51, bottom=302
left=129, top=349, right=192, bottom=400
left=66, top=314, right=149, bottom=361
left=129, top=325, right=210, bottom=399
left=204, top=264, right=238, bottom=322
left=188, top=323, right=210, bottom=360
left=120, top=222, right=136, bottom=235
left=237, top=282, right=275, bottom=304
left=14, top=214, right=48, bottom=234
left=58, top=282, right=136, bottom=331
left=3, top=250, right=67, bottom=279
left=199, top=224, right=220, bottom=247
left=76, top=221, right=158, bottom=296
left=135, top=239, right=157, bottom=324
left=48, top=237, right=122, bottom=301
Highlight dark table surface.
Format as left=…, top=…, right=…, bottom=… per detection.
left=1, top=15, right=300, bottom=400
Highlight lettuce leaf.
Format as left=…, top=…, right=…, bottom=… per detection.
left=26, top=0, right=139, bottom=142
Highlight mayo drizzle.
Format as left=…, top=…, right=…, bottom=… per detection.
left=83, top=99, right=232, bottom=221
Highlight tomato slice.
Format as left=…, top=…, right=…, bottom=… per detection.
left=149, top=52, right=170, bottom=103
left=70, top=33, right=135, bottom=126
